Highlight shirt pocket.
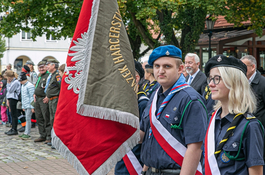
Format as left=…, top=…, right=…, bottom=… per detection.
left=219, top=141, right=242, bottom=167
left=161, top=109, right=181, bottom=129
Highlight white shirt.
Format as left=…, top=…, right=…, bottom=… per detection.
left=188, top=69, right=200, bottom=84
left=248, top=71, right=257, bottom=84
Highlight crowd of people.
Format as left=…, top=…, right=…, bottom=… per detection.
left=0, top=59, right=65, bottom=149
left=1, top=44, right=264, bottom=175
left=115, top=45, right=265, bottom=175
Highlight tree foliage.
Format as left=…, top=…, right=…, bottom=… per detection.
left=0, top=0, right=82, bottom=39
left=0, top=0, right=265, bottom=59
left=206, top=0, right=265, bottom=36
left=0, top=36, right=5, bottom=59
left=118, top=0, right=207, bottom=57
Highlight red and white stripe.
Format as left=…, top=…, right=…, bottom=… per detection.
left=204, top=110, right=221, bottom=175
left=123, top=150, right=142, bottom=175
left=149, top=91, right=202, bottom=175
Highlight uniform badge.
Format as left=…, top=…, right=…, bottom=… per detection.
left=217, top=56, right=222, bottom=62
left=221, top=152, right=230, bottom=163
left=166, top=51, right=170, bottom=55
left=174, top=117, right=178, bottom=121
left=232, top=142, right=237, bottom=148
left=56, top=75, right=61, bottom=83
left=173, top=107, right=177, bottom=111
left=165, top=114, right=170, bottom=118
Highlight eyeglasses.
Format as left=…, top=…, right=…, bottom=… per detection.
left=207, top=75, right=222, bottom=85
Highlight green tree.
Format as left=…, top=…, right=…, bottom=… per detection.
left=0, top=0, right=82, bottom=40
left=0, top=36, right=5, bottom=59
left=1, top=0, right=265, bottom=59
left=118, top=0, right=207, bottom=57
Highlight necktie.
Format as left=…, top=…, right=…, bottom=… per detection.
left=188, top=76, right=193, bottom=85
left=44, top=73, right=52, bottom=93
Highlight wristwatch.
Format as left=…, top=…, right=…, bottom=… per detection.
left=141, top=171, right=146, bottom=175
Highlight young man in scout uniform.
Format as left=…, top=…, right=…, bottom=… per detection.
left=140, top=45, right=207, bottom=175
left=34, top=61, right=51, bottom=144
left=44, top=58, right=61, bottom=148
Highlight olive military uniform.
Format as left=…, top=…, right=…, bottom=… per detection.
left=46, top=70, right=61, bottom=127
left=35, top=70, right=51, bottom=140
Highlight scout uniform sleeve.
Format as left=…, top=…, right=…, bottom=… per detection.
left=244, top=120, right=264, bottom=167
left=182, top=100, right=207, bottom=145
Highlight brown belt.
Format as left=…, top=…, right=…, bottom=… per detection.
left=49, top=96, right=59, bottom=101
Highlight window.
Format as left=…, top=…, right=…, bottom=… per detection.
left=21, top=31, right=31, bottom=40
left=46, top=30, right=56, bottom=41
left=46, top=34, right=55, bottom=41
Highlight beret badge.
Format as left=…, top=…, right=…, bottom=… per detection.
left=217, top=56, right=222, bottom=62
left=166, top=51, right=170, bottom=55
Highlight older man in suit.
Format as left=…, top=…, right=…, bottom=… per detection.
left=185, top=53, right=207, bottom=95
left=241, top=55, right=265, bottom=126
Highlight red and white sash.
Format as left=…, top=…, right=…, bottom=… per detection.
left=123, top=150, right=142, bottom=175
left=149, top=91, right=202, bottom=175
left=204, top=110, right=221, bottom=175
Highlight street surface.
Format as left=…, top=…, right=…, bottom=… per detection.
left=0, top=124, right=114, bottom=175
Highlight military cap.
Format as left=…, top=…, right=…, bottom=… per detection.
left=26, top=60, right=34, bottom=65
left=145, top=64, right=153, bottom=69
left=46, top=58, right=59, bottom=64
left=148, top=45, right=182, bottom=66
left=38, top=60, right=46, bottom=67
left=22, top=65, right=30, bottom=73
left=205, top=55, right=247, bottom=76
left=134, top=60, right=144, bottom=79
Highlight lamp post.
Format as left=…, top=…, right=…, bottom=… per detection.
left=206, top=16, right=215, bottom=59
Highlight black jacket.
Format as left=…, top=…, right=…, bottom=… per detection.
left=186, top=70, right=207, bottom=95
left=251, top=71, right=265, bottom=126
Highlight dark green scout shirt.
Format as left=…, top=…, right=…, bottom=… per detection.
left=35, top=72, right=49, bottom=97
left=46, top=71, right=61, bottom=98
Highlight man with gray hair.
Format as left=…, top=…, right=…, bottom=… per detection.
left=241, top=55, right=265, bottom=129
left=44, top=58, right=61, bottom=149
left=184, top=53, right=207, bottom=95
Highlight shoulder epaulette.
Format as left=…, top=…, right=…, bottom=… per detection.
left=245, top=113, right=256, bottom=120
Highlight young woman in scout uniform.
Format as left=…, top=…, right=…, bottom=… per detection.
left=203, top=55, right=264, bottom=175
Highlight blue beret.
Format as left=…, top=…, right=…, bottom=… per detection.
left=205, top=55, right=247, bottom=76
left=148, top=45, right=182, bottom=66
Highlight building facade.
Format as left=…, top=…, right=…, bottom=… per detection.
left=2, top=31, right=71, bottom=73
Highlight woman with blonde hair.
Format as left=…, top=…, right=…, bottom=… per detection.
left=4, top=70, right=21, bottom=135
left=203, top=55, right=264, bottom=175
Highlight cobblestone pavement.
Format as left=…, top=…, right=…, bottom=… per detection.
left=0, top=123, right=114, bottom=175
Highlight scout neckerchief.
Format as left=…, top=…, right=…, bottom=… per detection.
left=145, top=80, right=157, bottom=93
left=145, top=80, right=158, bottom=97
left=204, top=85, right=211, bottom=101
left=137, top=82, right=149, bottom=97
left=123, top=150, right=142, bottom=175
left=204, top=109, right=244, bottom=175
left=149, top=74, right=203, bottom=175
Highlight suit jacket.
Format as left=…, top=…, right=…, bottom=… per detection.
left=186, top=70, right=207, bottom=95
left=251, top=71, right=265, bottom=126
